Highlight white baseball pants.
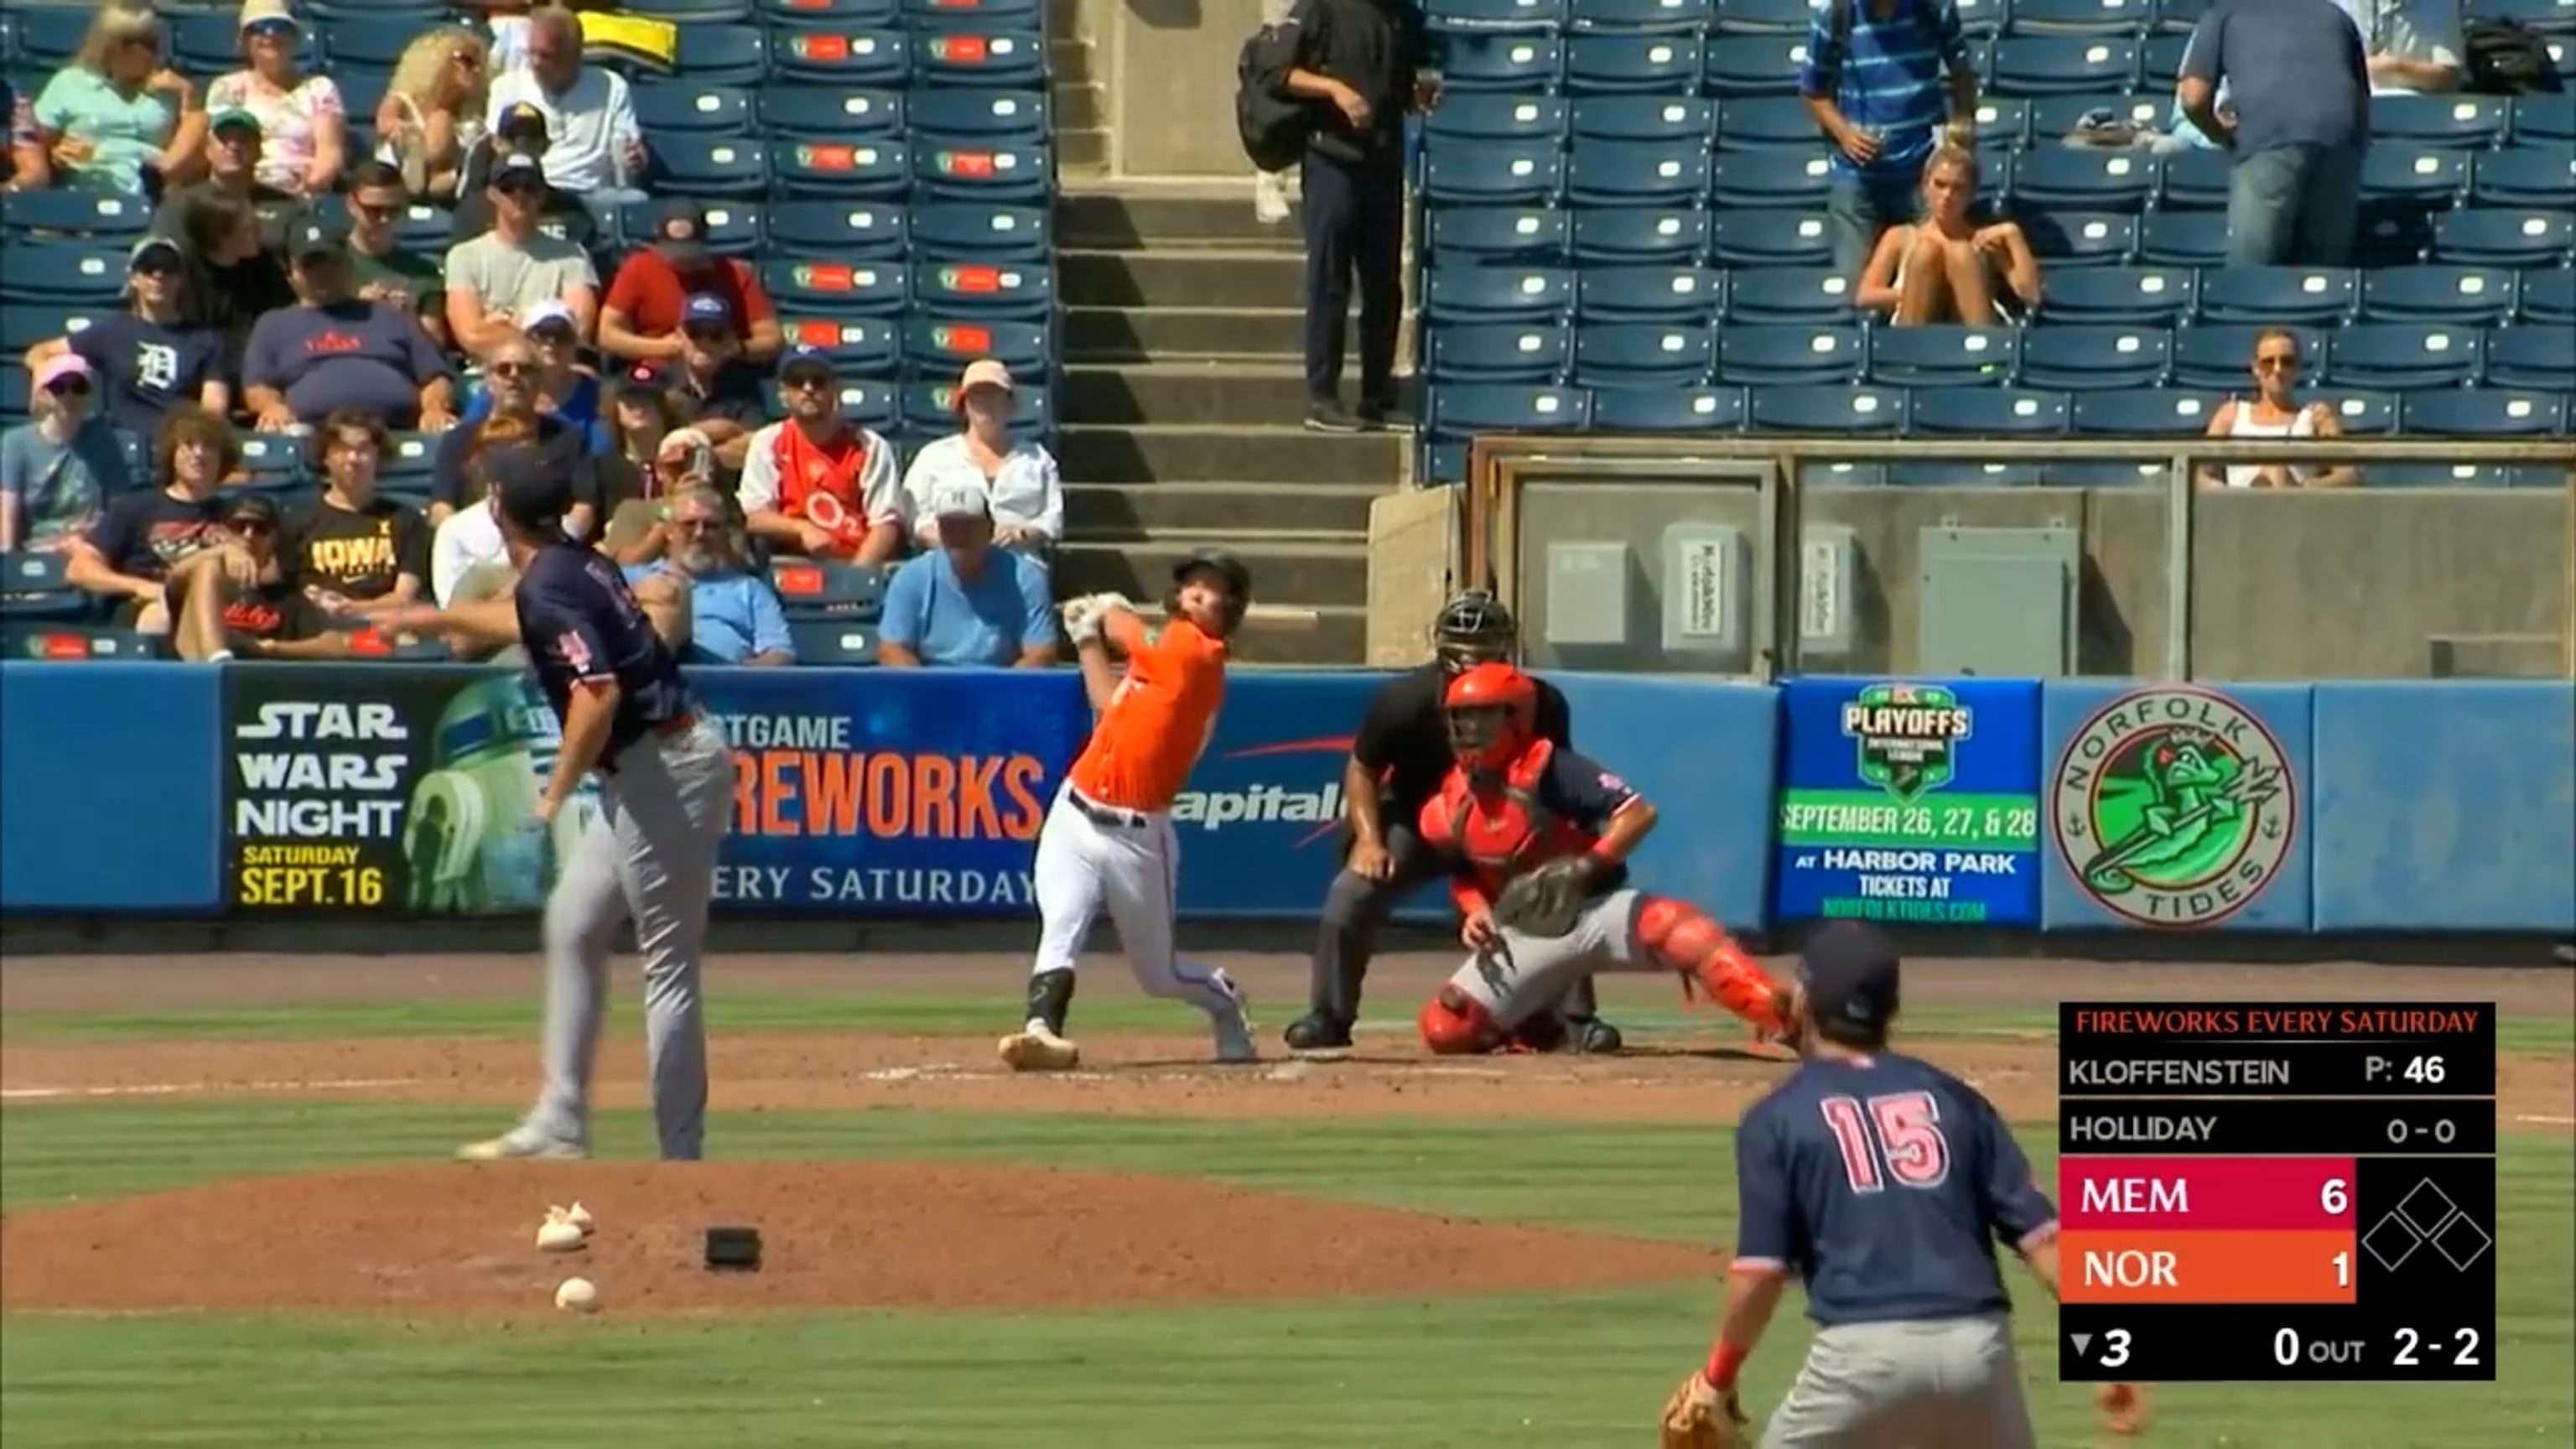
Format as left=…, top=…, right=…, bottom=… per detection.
left=1027, top=785, right=1239, bottom=1015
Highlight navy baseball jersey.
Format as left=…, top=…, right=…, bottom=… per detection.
left=513, top=540, right=696, bottom=765
left=1733, top=1051, right=2057, bottom=1325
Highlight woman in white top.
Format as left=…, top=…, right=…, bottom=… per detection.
left=2198, top=329, right=2355, bottom=490
left=901, top=359, right=1063, bottom=558
left=374, top=27, right=490, bottom=200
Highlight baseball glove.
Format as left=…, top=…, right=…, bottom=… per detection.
left=1658, top=1372, right=1746, bottom=1449
left=1061, top=592, right=1131, bottom=645
left=1489, top=857, right=1593, bottom=937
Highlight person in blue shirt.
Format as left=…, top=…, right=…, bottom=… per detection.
left=459, top=299, right=608, bottom=453
left=1799, top=0, right=1981, bottom=282
left=876, top=480, right=1061, bottom=669
left=1658, top=922, right=2144, bottom=1446
left=621, top=485, right=794, bottom=667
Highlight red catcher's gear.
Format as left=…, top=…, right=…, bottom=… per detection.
left=1635, top=894, right=1789, bottom=1037
left=1417, top=736, right=1597, bottom=921
left=1417, top=985, right=1497, bottom=1055
left=1443, top=662, right=1537, bottom=773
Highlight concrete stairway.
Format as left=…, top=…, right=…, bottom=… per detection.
left=1049, top=185, right=1406, bottom=665
left=1048, top=1, right=1106, bottom=176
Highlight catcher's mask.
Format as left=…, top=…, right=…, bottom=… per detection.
left=1167, top=547, right=1254, bottom=638
left=1433, top=589, right=1517, bottom=673
left=1444, top=662, right=1537, bottom=773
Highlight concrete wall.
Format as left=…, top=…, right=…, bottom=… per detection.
left=1096, top=0, right=1260, bottom=178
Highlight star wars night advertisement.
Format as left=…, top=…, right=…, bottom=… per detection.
left=1772, top=678, right=2043, bottom=928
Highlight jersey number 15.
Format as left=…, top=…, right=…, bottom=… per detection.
left=1820, top=1092, right=1952, bottom=1192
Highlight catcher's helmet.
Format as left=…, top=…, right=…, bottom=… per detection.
left=1171, top=548, right=1254, bottom=635
left=1433, top=589, right=1518, bottom=672
left=1444, top=662, right=1537, bottom=770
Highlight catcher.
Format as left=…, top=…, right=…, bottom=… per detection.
left=1410, top=662, right=1793, bottom=1055
left=1658, top=922, right=2146, bottom=1449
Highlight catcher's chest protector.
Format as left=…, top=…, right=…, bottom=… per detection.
left=1437, top=742, right=1597, bottom=888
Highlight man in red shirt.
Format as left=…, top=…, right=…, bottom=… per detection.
left=735, top=346, right=904, bottom=564
left=598, top=199, right=782, bottom=366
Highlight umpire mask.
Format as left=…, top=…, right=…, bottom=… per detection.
left=1434, top=589, right=1518, bottom=673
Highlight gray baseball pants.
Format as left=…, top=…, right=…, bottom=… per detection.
left=1760, top=1315, right=2036, bottom=1448
left=523, top=718, right=735, bottom=1161
left=1442, top=889, right=1641, bottom=1031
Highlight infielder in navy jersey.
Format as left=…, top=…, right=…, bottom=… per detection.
left=388, top=444, right=735, bottom=1163
left=1659, top=922, right=2143, bottom=1448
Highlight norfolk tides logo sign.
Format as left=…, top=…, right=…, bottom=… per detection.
left=1842, top=682, right=1974, bottom=803
left=2051, top=686, right=2293, bottom=927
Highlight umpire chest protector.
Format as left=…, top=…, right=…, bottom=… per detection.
left=1435, top=741, right=1596, bottom=885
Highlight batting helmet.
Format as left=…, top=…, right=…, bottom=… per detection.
left=1172, top=548, right=1254, bottom=635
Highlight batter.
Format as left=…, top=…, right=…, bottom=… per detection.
left=999, top=550, right=1259, bottom=1072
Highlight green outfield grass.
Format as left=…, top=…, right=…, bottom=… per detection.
left=3, top=1005, right=2568, bottom=1448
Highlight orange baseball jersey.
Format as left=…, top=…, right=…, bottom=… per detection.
left=1068, top=618, right=1228, bottom=812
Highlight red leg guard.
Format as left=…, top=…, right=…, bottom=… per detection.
left=1418, top=985, right=1499, bottom=1055
left=1635, top=896, right=1789, bottom=1037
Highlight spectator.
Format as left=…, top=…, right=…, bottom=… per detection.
left=243, top=219, right=456, bottom=433
left=2179, top=0, right=2372, bottom=267
left=443, top=153, right=600, bottom=353
left=877, top=480, right=1060, bottom=669
left=23, top=236, right=231, bottom=434
left=342, top=161, right=450, bottom=349
left=428, top=412, right=538, bottom=605
left=460, top=300, right=605, bottom=448
left=280, top=408, right=431, bottom=618
left=737, top=345, right=904, bottom=564
left=375, top=27, right=490, bottom=199
left=477, top=0, right=538, bottom=78
left=171, top=491, right=353, bottom=662
left=168, top=195, right=296, bottom=366
left=0, top=356, right=125, bottom=553
left=598, top=201, right=782, bottom=365
left=484, top=5, right=647, bottom=225
left=153, top=106, right=299, bottom=243
left=64, top=405, right=240, bottom=633
left=1249, top=0, right=1301, bottom=226
left=665, top=296, right=768, bottom=470
left=2198, top=329, right=2356, bottom=491
left=1275, top=0, right=1438, bottom=434
left=13, top=0, right=204, bottom=197
left=597, top=363, right=688, bottom=520
left=625, top=486, right=795, bottom=667
left=1855, top=147, right=2040, bottom=325
left=204, top=0, right=345, bottom=201
left=901, top=361, right=1062, bottom=558
left=427, top=333, right=597, bottom=532
left=446, top=103, right=597, bottom=250
left=1800, top=0, right=1981, bottom=282
left=2344, top=0, right=2466, bottom=94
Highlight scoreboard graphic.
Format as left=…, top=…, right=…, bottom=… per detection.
left=2056, top=1002, right=2497, bottom=1382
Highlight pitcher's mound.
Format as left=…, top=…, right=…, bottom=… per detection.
left=2, top=1161, right=1715, bottom=1315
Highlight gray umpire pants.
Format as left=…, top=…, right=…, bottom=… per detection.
left=1761, top=1316, right=2037, bottom=1449
left=526, top=718, right=735, bottom=1161
left=1311, top=823, right=1603, bottom=1023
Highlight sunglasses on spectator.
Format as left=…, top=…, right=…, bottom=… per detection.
left=495, top=180, right=544, bottom=199
left=529, top=325, right=575, bottom=344
left=489, top=361, right=538, bottom=377
left=351, top=200, right=401, bottom=221
left=131, top=259, right=178, bottom=278
left=2254, top=355, right=2300, bottom=372
left=45, top=380, right=91, bottom=397
left=782, top=370, right=834, bottom=391
left=246, top=20, right=299, bottom=39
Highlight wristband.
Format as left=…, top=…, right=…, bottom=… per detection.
left=1703, top=1342, right=1748, bottom=1389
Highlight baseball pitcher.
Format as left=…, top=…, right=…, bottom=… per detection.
left=1410, top=662, right=1793, bottom=1055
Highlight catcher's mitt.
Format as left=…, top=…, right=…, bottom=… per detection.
left=1489, top=858, right=1594, bottom=937
left=1658, top=1372, right=1745, bottom=1449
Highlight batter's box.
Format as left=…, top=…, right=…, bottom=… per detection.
left=2396, top=1177, right=2459, bottom=1239
left=2433, top=1213, right=2493, bottom=1271
left=2363, top=1211, right=2424, bottom=1272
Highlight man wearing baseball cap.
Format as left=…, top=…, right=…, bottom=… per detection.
left=735, top=345, right=904, bottom=564
left=444, top=152, right=600, bottom=353
left=169, top=491, right=351, bottom=663
left=241, top=220, right=459, bottom=431
left=446, top=103, right=600, bottom=251
left=23, top=236, right=230, bottom=435
left=877, top=479, right=1061, bottom=669
left=153, top=106, right=299, bottom=246
left=600, top=199, right=780, bottom=365
left=662, top=293, right=768, bottom=466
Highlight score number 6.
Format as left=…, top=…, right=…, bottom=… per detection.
left=2321, top=1178, right=2351, bottom=1286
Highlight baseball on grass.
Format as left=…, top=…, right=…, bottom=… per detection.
left=553, top=1277, right=600, bottom=1313
left=536, top=1218, right=587, bottom=1252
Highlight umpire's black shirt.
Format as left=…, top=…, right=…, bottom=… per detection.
left=1289, top=0, right=1431, bottom=169
left=515, top=541, right=695, bottom=766
left=1353, top=662, right=1573, bottom=838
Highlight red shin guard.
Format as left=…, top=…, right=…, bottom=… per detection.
left=1635, top=896, right=1788, bottom=1036
left=1417, top=985, right=1499, bottom=1055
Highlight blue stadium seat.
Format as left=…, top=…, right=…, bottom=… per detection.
left=2326, top=324, right=2484, bottom=390
left=2070, top=388, right=2223, bottom=434
left=1425, top=143, right=1567, bottom=205
left=2355, top=209, right=2437, bottom=267
left=1988, top=37, right=2140, bottom=96
left=2366, top=462, right=2570, bottom=487
left=2402, top=389, right=2568, bottom=438
left=766, top=200, right=906, bottom=259
left=773, top=28, right=911, bottom=85
left=1964, top=97, right=2033, bottom=149
left=1592, top=385, right=1748, bottom=431
left=1, top=623, right=158, bottom=661
left=1570, top=95, right=1716, bottom=143
left=787, top=619, right=882, bottom=665
left=2011, top=0, right=2153, bottom=32
left=781, top=317, right=906, bottom=374
left=1566, top=0, right=1708, bottom=30
left=907, top=87, right=1051, bottom=145
left=1720, top=267, right=1857, bottom=325
left=2133, top=210, right=2228, bottom=266
left=2305, top=388, right=2400, bottom=436
left=1575, top=264, right=1723, bottom=324
left=1714, top=96, right=1818, bottom=148
left=1425, top=265, right=1576, bottom=325
left=1748, top=384, right=1906, bottom=434
left=13, top=8, right=94, bottom=68
left=1439, top=34, right=1567, bottom=91
left=912, top=142, right=1049, bottom=202
left=0, top=370, right=24, bottom=426
left=2469, top=146, right=2576, bottom=210
left=1572, top=323, right=1716, bottom=386
left=2358, top=265, right=2518, bottom=325
left=2513, top=92, right=2576, bottom=144
left=1716, top=325, right=1865, bottom=385
left=2432, top=208, right=2574, bottom=266
left=322, top=17, right=434, bottom=68
left=760, top=86, right=906, bottom=139
left=2014, top=208, right=2139, bottom=267
left=0, top=242, right=127, bottom=305
left=0, top=304, right=103, bottom=354
left=2155, top=147, right=2230, bottom=210
left=1427, top=383, right=1595, bottom=436
left=0, top=553, right=86, bottom=621
left=1426, top=94, right=1572, bottom=145
left=1701, top=34, right=1807, bottom=96
left=652, top=137, right=771, bottom=198
left=382, top=433, right=438, bottom=491
left=2018, top=325, right=2174, bottom=391
left=1566, top=34, right=1703, bottom=94
left=332, top=67, right=392, bottom=134
left=633, top=83, right=756, bottom=137
left=1706, top=210, right=1832, bottom=267
left=911, top=258, right=1052, bottom=319
left=2485, top=325, right=2576, bottom=389
left=2360, top=144, right=2470, bottom=208
left=2153, top=0, right=2211, bottom=29
left=1427, top=323, right=1573, bottom=383
left=667, top=24, right=772, bottom=86
left=913, top=29, right=1046, bottom=88
left=911, top=201, right=1049, bottom=260
left=1565, top=138, right=1711, bottom=205
left=2371, top=93, right=2508, bottom=148
left=1571, top=207, right=1713, bottom=263
left=1707, top=148, right=1833, bottom=209
left=1907, top=387, right=2073, bottom=439
left=2475, top=0, right=2575, bottom=34
left=2038, top=264, right=2194, bottom=325
left=1429, top=207, right=1572, bottom=262
left=2521, top=267, right=2575, bottom=326
left=2012, top=146, right=2155, bottom=210
left=771, top=138, right=910, bottom=199
left=2137, top=32, right=2190, bottom=89
left=236, top=434, right=309, bottom=487
left=2028, top=91, right=2163, bottom=138
left=762, top=258, right=911, bottom=314
left=629, top=0, right=758, bottom=18
left=2168, top=325, right=2329, bottom=388
left=1711, top=0, right=1820, bottom=32
left=2195, top=267, right=2357, bottom=325
left=1866, top=325, right=2020, bottom=387
left=304, top=0, right=452, bottom=18
left=902, top=0, right=1042, bottom=24
left=1426, top=0, right=1568, bottom=33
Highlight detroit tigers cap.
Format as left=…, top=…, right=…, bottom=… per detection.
left=1798, top=922, right=1901, bottom=1033
left=486, top=444, right=576, bottom=535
